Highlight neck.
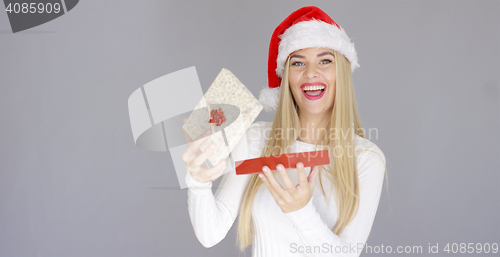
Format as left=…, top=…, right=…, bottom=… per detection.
left=297, top=109, right=332, bottom=145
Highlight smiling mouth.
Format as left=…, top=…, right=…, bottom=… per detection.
left=302, top=85, right=325, bottom=96
left=300, top=83, right=327, bottom=100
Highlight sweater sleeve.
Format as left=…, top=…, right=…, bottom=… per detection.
left=285, top=145, right=386, bottom=256
left=186, top=125, right=258, bottom=248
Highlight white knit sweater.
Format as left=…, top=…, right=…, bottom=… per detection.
left=185, top=121, right=386, bottom=257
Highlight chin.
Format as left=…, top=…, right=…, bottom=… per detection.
left=301, top=106, right=331, bottom=116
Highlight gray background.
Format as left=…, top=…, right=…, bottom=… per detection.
left=1, top=0, right=498, bottom=256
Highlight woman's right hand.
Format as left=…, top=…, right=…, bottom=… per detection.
left=181, top=118, right=227, bottom=183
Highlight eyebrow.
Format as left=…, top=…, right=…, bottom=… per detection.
left=318, top=52, right=334, bottom=57
left=289, top=51, right=335, bottom=59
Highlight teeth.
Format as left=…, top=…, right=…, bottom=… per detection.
left=303, top=85, right=325, bottom=91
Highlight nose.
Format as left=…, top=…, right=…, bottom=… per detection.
left=304, top=63, right=319, bottom=79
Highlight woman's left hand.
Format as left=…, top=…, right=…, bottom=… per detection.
left=259, top=162, right=319, bottom=213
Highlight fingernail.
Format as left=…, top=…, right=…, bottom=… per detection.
left=263, top=166, right=270, bottom=172
left=258, top=174, right=263, bottom=179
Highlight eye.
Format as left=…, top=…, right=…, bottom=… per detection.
left=291, top=61, right=304, bottom=66
left=320, top=59, right=333, bottom=65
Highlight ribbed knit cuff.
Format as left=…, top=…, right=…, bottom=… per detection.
left=185, top=171, right=212, bottom=193
left=285, top=197, right=318, bottom=228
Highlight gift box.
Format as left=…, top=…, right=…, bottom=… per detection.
left=182, top=68, right=263, bottom=166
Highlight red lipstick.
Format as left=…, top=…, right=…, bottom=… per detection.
left=300, top=82, right=327, bottom=101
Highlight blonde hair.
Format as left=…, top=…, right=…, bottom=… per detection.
left=237, top=51, right=364, bottom=250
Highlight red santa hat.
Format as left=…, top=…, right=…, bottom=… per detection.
left=259, top=6, right=359, bottom=113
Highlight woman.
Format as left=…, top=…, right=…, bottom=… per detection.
left=182, top=6, right=386, bottom=257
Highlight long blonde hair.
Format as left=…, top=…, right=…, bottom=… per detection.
left=237, top=51, right=364, bottom=250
